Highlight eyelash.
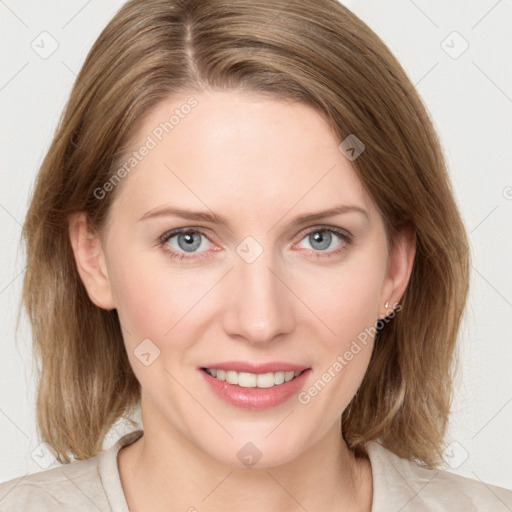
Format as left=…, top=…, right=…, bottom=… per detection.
left=158, top=225, right=353, bottom=262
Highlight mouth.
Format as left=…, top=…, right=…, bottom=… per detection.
left=201, top=368, right=305, bottom=388
left=199, top=362, right=312, bottom=410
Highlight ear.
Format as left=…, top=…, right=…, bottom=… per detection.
left=68, top=212, right=116, bottom=310
left=379, top=226, right=416, bottom=317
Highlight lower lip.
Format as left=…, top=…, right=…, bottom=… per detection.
left=199, top=368, right=311, bottom=410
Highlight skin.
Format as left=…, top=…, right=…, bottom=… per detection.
left=69, top=89, right=415, bottom=512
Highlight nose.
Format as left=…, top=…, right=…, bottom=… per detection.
left=221, top=242, right=296, bottom=345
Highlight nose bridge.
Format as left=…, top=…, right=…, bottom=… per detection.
left=222, top=235, right=295, bottom=343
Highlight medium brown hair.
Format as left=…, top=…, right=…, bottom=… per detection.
left=21, top=0, right=469, bottom=466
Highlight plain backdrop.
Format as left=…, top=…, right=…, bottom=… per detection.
left=1, top=0, right=511, bottom=490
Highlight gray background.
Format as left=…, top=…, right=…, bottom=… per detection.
left=1, top=0, right=511, bottom=491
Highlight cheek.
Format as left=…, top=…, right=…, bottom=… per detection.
left=107, top=248, right=218, bottom=353
left=294, top=260, right=384, bottom=413
left=106, top=248, right=181, bottom=345
left=300, top=254, right=386, bottom=348
left=335, top=267, right=382, bottom=338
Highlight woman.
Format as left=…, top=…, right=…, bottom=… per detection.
left=1, top=0, right=510, bottom=510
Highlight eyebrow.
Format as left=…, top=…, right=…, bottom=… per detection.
left=138, top=204, right=369, bottom=228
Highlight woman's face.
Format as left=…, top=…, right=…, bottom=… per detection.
left=77, top=89, right=412, bottom=467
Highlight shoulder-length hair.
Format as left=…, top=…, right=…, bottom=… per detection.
left=21, top=0, right=469, bottom=466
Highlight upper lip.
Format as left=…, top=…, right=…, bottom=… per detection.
left=201, top=361, right=310, bottom=373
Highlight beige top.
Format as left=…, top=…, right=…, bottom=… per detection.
left=1, top=429, right=511, bottom=511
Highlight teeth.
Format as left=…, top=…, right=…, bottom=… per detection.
left=204, top=368, right=303, bottom=388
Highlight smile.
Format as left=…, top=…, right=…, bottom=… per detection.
left=203, top=368, right=303, bottom=388
left=200, top=361, right=311, bottom=409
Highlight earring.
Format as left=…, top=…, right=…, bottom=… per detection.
left=378, top=301, right=390, bottom=320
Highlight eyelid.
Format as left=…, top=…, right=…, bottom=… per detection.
left=158, top=224, right=353, bottom=261
left=158, top=227, right=217, bottom=262
left=159, top=226, right=219, bottom=252
left=159, top=226, right=215, bottom=245
left=160, top=224, right=353, bottom=244
left=294, top=224, right=353, bottom=244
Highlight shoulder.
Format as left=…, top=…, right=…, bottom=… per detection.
left=365, top=440, right=512, bottom=512
left=0, top=455, right=107, bottom=512
left=0, top=429, right=143, bottom=512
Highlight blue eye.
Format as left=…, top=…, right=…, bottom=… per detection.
left=160, top=229, right=212, bottom=261
left=297, top=228, right=347, bottom=252
left=159, top=225, right=352, bottom=262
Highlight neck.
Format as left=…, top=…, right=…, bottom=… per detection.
left=118, top=405, right=373, bottom=512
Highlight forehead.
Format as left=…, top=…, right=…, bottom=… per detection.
left=107, top=89, right=375, bottom=226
